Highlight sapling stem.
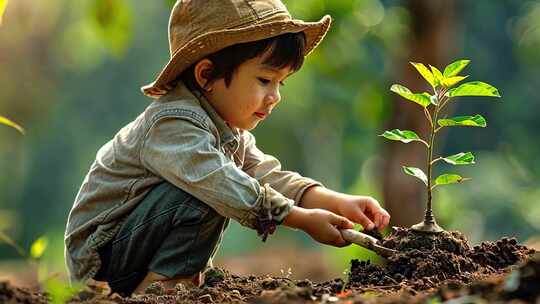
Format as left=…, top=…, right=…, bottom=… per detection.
left=424, top=108, right=433, bottom=128
left=424, top=90, right=439, bottom=226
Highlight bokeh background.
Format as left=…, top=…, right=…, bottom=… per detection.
left=1, top=0, right=539, bottom=287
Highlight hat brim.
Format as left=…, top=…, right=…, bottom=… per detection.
left=141, top=15, right=331, bottom=98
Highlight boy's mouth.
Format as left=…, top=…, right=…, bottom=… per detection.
left=254, top=112, right=267, bottom=119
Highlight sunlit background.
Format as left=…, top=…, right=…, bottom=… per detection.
left=1, top=0, right=539, bottom=287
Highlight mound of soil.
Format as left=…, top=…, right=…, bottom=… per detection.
left=346, top=227, right=535, bottom=291
left=0, top=227, right=537, bottom=303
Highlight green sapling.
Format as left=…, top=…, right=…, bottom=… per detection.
left=380, top=60, right=501, bottom=233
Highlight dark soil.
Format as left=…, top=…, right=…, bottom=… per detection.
left=346, top=227, right=535, bottom=290
left=0, top=227, right=537, bottom=303
left=0, top=281, right=48, bottom=304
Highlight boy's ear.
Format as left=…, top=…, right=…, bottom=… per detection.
left=194, top=59, right=214, bottom=91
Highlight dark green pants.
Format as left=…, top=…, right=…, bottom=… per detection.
left=94, top=181, right=229, bottom=296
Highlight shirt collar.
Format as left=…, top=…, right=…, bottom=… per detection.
left=160, top=81, right=240, bottom=147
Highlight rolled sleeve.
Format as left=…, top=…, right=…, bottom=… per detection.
left=141, top=116, right=293, bottom=240
left=241, top=131, right=323, bottom=206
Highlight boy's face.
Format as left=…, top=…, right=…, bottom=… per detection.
left=204, top=52, right=293, bottom=131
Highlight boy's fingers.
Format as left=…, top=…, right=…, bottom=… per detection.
left=383, top=214, right=391, bottom=227
left=352, top=210, right=375, bottom=230
left=331, top=214, right=354, bottom=229
left=330, top=226, right=351, bottom=247
left=374, top=213, right=381, bottom=229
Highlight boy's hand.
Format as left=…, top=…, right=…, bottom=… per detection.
left=283, top=207, right=354, bottom=247
left=303, top=208, right=355, bottom=247
left=337, top=195, right=390, bottom=231
left=300, top=186, right=391, bottom=232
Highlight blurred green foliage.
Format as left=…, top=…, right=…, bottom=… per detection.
left=0, top=0, right=539, bottom=280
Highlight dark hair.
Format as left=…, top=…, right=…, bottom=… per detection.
left=176, top=31, right=306, bottom=91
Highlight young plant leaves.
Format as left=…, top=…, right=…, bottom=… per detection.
left=434, top=174, right=470, bottom=186
left=446, top=81, right=501, bottom=97
left=438, top=114, right=487, bottom=128
left=379, top=129, right=428, bottom=146
left=441, top=152, right=475, bottom=165
left=443, top=60, right=470, bottom=77
left=429, top=65, right=445, bottom=88
left=410, top=62, right=436, bottom=88
left=403, top=166, right=428, bottom=186
left=0, top=115, right=25, bottom=134
left=390, top=84, right=431, bottom=107
left=443, top=76, right=468, bottom=88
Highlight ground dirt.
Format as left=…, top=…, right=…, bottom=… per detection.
left=1, top=227, right=538, bottom=303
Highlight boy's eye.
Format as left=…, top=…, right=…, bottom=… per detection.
left=258, top=78, right=286, bottom=86
left=258, top=77, right=270, bottom=85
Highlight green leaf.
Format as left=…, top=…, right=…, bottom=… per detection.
left=0, top=115, right=25, bottom=134
left=443, top=60, right=470, bottom=77
left=442, top=152, right=475, bottom=165
left=434, top=174, right=470, bottom=186
left=410, top=62, right=435, bottom=88
left=30, top=236, right=48, bottom=259
left=0, top=0, right=7, bottom=25
left=429, top=65, right=445, bottom=87
left=446, top=81, right=501, bottom=97
left=403, top=166, right=428, bottom=186
left=390, top=84, right=431, bottom=107
left=438, top=114, right=487, bottom=128
left=443, top=76, right=468, bottom=88
left=379, top=129, right=428, bottom=146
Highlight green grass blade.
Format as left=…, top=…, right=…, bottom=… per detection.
left=0, top=115, right=25, bottom=134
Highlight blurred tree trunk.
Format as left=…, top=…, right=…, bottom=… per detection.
left=382, top=1, right=456, bottom=228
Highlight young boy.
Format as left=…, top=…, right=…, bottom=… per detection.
left=64, top=0, right=390, bottom=296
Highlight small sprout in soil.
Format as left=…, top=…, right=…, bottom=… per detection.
left=340, top=267, right=351, bottom=293
left=381, top=59, right=501, bottom=233
left=280, top=267, right=293, bottom=279
left=204, top=267, right=226, bottom=286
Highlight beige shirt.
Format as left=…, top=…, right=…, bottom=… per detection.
left=64, top=82, right=321, bottom=282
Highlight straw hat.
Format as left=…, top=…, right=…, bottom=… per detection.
left=141, top=0, right=331, bottom=98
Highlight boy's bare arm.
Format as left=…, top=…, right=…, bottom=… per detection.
left=299, top=186, right=391, bottom=231
left=299, top=186, right=341, bottom=213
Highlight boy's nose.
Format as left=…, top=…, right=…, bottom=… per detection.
left=264, top=91, right=281, bottom=106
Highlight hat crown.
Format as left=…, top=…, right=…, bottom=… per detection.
left=168, top=0, right=291, bottom=56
